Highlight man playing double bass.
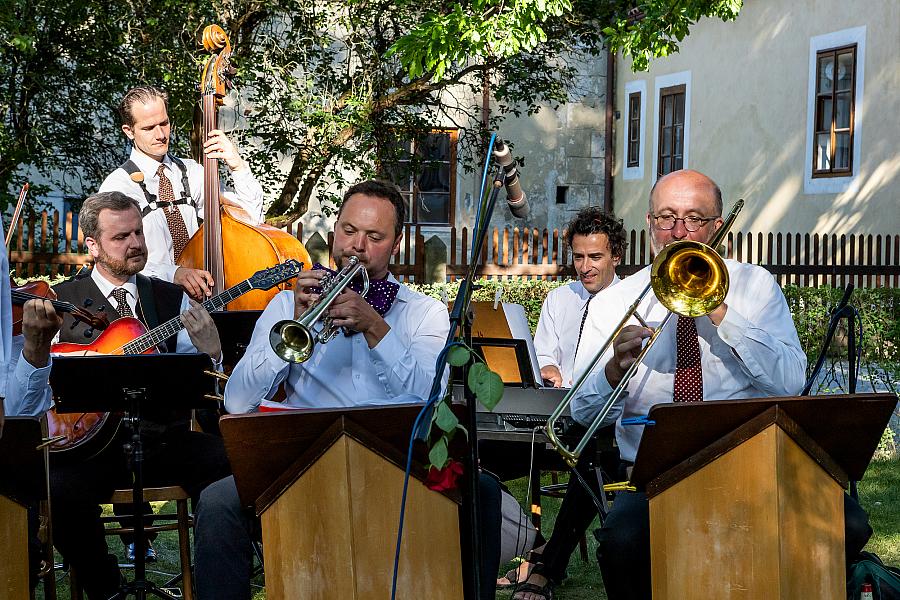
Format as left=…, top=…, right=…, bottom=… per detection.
left=99, top=85, right=264, bottom=300
left=8, top=191, right=233, bottom=599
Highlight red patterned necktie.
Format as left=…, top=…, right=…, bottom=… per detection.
left=673, top=315, right=703, bottom=402
left=156, top=164, right=190, bottom=261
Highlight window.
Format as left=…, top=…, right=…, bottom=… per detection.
left=382, top=130, right=457, bottom=225
left=812, top=45, right=856, bottom=177
left=804, top=26, right=865, bottom=195
left=623, top=79, right=647, bottom=181
left=657, top=84, right=685, bottom=177
left=627, top=92, right=641, bottom=168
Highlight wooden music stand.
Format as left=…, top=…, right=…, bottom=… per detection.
left=221, top=404, right=464, bottom=600
left=0, top=416, right=46, bottom=600
left=630, top=393, right=897, bottom=600
left=463, top=301, right=538, bottom=385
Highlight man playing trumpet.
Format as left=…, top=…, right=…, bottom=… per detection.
left=193, top=179, right=452, bottom=599
left=570, top=169, right=871, bottom=600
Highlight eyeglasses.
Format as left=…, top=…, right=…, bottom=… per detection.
left=649, top=214, right=720, bottom=232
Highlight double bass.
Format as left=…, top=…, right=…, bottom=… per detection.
left=176, top=25, right=310, bottom=309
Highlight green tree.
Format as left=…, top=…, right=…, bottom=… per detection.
left=1, top=0, right=742, bottom=220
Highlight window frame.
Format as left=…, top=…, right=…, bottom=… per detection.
left=627, top=92, right=642, bottom=168
left=657, top=83, right=686, bottom=178
left=651, top=71, right=691, bottom=183
left=623, top=79, right=647, bottom=181
left=811, top=44, right=857, bottom=179
left=804, top=26, right=866, bottom=196
left=386, top=129, right=458, bottom=227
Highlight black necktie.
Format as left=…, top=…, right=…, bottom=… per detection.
left=111, top=287, right=134, bottom=318
left=573, top=294, right=595, bottom=362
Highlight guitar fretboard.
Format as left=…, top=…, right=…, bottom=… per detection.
left=122, top=280, right=253, bottom=354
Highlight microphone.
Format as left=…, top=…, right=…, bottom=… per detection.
left=492, top=141, right=529, bottom=218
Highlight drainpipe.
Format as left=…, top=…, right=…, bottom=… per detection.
left=603, top=49, right=616, bottom=214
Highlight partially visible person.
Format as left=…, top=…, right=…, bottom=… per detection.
left=12, top=191, right=232, bottom=599
left=534, top=207, right=625, bottom=388
left=0, top=218, right=11, bottom=435
left=571, top=169, right=868, bottom=600
left=505, top=208, right=626, bottom=600
left=99, top=85, right=264, bottom=299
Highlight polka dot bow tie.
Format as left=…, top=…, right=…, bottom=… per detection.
left=310, top=262, right=400, bottom=318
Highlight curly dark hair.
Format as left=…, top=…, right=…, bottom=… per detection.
left=564, top=207, right=628, bottom=259
left=339, top=179, right=406, bottom=238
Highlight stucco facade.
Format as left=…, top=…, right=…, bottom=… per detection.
left=613, top=0, right=899, bottom=236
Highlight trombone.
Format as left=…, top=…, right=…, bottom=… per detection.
left=545, top=199, right=745, bottom=467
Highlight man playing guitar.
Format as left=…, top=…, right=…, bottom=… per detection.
left=9, top=191, right=232, bottom=599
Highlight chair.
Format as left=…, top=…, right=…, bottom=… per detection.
left=69, top=485, right=194, bottom=600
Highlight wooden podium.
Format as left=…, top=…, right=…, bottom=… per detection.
left=0, top=417, right=46, bottom=600
left=221, top=404, right=464, bottom=600
left=629, top=393, right=897, bottom=600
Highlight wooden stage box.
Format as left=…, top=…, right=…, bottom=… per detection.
left=630, top=393, right=897, bottom=600
left=221, top=404, right=464, bottom=600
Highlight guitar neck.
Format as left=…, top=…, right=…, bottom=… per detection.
left=122, top=279, right=254, bottom=354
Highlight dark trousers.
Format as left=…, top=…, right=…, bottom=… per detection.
left=195, top=472, right=503, bottom=600
left=51, top=425, right=230, bottom=600
left=595, top=489, right=873, bottom=600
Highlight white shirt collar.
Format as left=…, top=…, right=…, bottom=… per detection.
left=90, top=268, right=138, bottom=305
left=128, top=146, right=174, bottom=178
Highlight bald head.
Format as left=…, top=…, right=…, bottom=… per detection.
left=649, top=169, right=722, bottom=216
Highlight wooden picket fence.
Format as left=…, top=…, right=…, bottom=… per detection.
left=9, top=209, right=900, bottom=288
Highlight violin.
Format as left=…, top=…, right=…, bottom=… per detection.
left=11, top=282, right=109, bottom=334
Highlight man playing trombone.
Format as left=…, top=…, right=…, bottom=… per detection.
left=569, top=169, right=871, bottom=600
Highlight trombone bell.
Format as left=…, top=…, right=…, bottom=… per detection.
left=651, top=240, right=728, bottom=318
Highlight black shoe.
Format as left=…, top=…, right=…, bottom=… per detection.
left=125, top=541, right=158, bottom=562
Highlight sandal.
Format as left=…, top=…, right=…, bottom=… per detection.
left=512, top=576, right=554, bottom=600
left=496, top=549, right=542, bottom=589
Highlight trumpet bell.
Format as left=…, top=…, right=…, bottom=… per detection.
left=269, top=320, right=314, bottom=363
left=650, top=240, right=728, bottom=318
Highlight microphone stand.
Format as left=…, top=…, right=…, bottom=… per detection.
left=418, top=164, right=506, bottom=600
left=801, top=283, right=860, bottom=498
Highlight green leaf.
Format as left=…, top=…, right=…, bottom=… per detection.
left=468, top=363, right=504, bottom=411
left=448, top=345, right=471, bottom=367
left=434, top=400, right=459, bottom=433
left=428, top=436, right=449, bottom=469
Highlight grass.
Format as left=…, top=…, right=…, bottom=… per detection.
left=35, top=458, right=900, bottom=600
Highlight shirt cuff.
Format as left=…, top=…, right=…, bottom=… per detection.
left=369, top=326, right=402, bottom=386
left=15, top=353, right=52, bottom=392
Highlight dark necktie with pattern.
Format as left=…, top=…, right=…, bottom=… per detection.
left=673, top=315, right=703, bottom=402
left=310, top=262, right=400, bottom=317
left=156, top=163, right=190, bottom=261
left=111, top=287, right=134, bottom=318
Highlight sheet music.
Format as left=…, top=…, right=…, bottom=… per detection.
left=501, top=303, right=544, bottom=387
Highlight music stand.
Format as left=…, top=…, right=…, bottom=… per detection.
left=0, top=416, right=46, bottom=506
left=50, top=353, right=217, bottom=600
left=211, top=310, right=262, bottom=369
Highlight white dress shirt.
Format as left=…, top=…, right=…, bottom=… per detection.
left=534, top=276, right=619, bottom=388
left=571, top=260, right=806, bottom=463
left=224, top=277, right=451, bottom=414
left=99, top=147, right=265, bottom=282
left=4, top=270, right=208, bottom=417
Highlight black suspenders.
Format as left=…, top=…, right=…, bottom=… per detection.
left=119, top=156, right=198, bottom=218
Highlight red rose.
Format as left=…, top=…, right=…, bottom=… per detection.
left=425, top=459, right=464, bottom=492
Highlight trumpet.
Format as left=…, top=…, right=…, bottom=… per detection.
left=545, top=199, right=744, bottom=467
left=269, top=255, right=369, bottom=363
